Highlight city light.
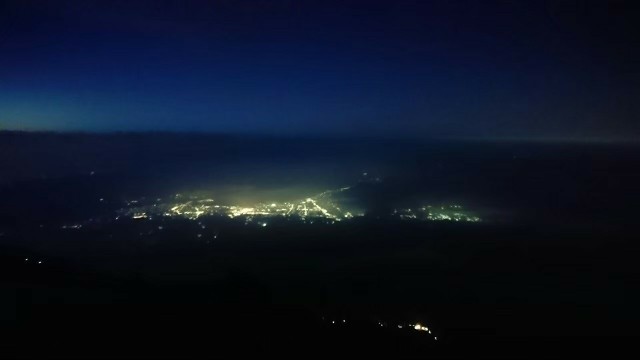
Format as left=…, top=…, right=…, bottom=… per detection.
left=115, top=183, right=482, bottom=226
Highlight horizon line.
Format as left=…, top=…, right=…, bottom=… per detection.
left=0, top=129, right=637, bottom=145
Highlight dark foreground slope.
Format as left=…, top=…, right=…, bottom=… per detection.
left=1, top=219, right=638, bottom=358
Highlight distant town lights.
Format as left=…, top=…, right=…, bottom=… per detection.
left=116, top=183, right=481, bottom=224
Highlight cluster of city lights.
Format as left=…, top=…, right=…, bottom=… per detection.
left=115, top=183, right=481, bottom=225
left=327, top=317, right=437, bottom=340
left=393, top=205, right=481, bottom=222
left=117, top=186, right=360, bottom=222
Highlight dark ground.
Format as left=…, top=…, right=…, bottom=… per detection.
left=1, top=220, right=638, bottom=358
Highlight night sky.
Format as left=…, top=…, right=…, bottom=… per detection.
left=1, top=0, right=638, bottom=140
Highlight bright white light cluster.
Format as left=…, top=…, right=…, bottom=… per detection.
left=118, top=186, right=358, bottom=222
left=394, top=205, right=481, bottom=223
left=117, top=184, right=480, bottom=224
left=327, top=318, right=437, bottom=340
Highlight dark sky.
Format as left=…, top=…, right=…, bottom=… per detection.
left=1, top=0, right=639, bottom=140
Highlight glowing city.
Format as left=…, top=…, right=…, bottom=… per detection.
left=115, top=183, right=481, bottom=225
